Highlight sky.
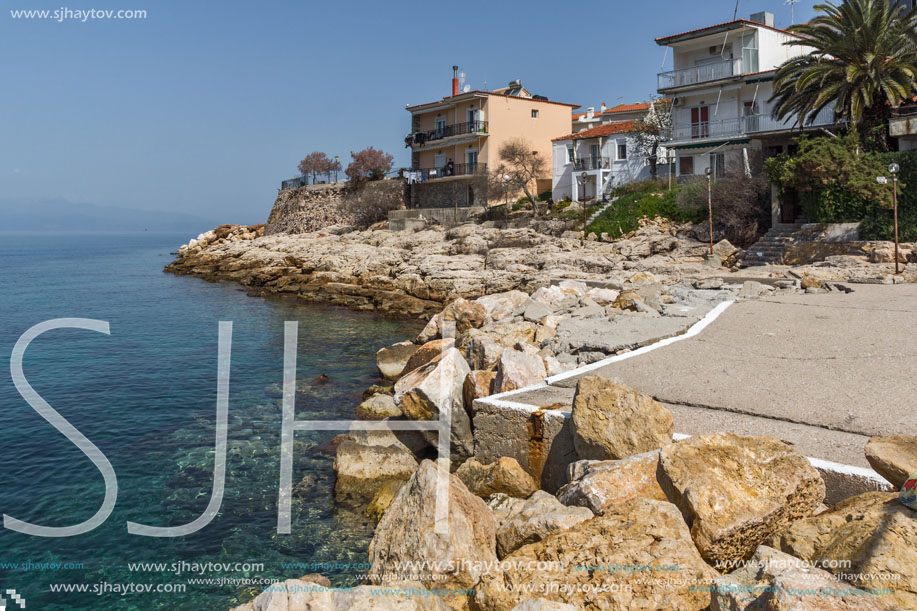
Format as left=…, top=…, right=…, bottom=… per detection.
left=0, top=0, right=821, bottom=225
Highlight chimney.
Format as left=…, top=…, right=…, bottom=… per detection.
left=749, top=11, right=774, bottom=27
left=452, top=66, right=459, bottom=97
left=601, top=102, right=606, bottom=113
left=587, top=107, right=595, bottom=119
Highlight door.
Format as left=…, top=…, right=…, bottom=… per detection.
left=435, top=153, right=446, bottom=175
left=743, top=101, right=759, bottom=133
left=691, top=107, right=709, bottom=139
left=466, top=149, right=478, bottom=174
left=467, top=108, right=480, bottom=132
left=590, top=144, right=600, bottom=169
left=435, top=117, right=446, bottom=139
left=781, top=189, right=799, bottom=223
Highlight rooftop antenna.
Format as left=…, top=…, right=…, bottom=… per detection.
left=785, top=0, right=799, bottom=24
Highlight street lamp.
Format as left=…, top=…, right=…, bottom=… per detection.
left=579, top=172, right=588, bottom=244
left=334, top=156, right=340, bottom=183
left=890, top=163, right=901, bottom=274
left=705, top=167, right=714, bottom=255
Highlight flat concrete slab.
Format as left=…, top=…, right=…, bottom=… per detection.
left=548, top=284, right=917, bottom=458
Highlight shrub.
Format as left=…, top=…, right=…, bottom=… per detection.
left=554, top=200, right=572, bottom=211
left=537, top=190, right=553, bottom=201
left=588, top=187, right=697, bottom=240
left=676, top=174, right=771, bottom=247
left=345, top=147, right=394, bottom=182
left=338, top=182, right=404, bottom=228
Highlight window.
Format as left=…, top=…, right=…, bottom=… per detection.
left=435, top=116, right=446, bottom=136
left=531, top=109, right=539, bottom=119
left=679, top=156, right=695, bottom=176
left=617, top=141, right=627, bottom=161
left=567, top=145, right=574, bottom=163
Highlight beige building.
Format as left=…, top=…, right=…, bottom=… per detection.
left=404, top=68, right=577, bottom=200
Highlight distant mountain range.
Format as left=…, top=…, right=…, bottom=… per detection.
left=0, top=198, right=216, bottom=233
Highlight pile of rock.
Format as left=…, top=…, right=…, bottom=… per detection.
left=177, top=223, right=264, bottom=257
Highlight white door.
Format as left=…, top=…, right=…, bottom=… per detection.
left=466, top=148, right=478, bottom=172
left=434, top=154, right=446, bottom=175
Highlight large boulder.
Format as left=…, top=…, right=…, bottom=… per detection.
left=456, top=457, right=538, bottom=500
left=864, top=435, right=917, bottom=489
left=476, top=498, right=719, bottom=610
left=487, top=490, right=593, bottom=558
left=477, top=290, right=529, bottom=321
left=463, top=333, right=503, bottom=371
left=659, top=432, right=825, bottom=566
left=356, top=393, right=402, bottom=420
left=377, top=341, right=420, bottom=380
left=556, top=451, right=667, bottom=515
left=230, top=578, right=449, bottom=610
left=333, top=440, right=418, bottom=505
left=570, top=376, right=673, bottom=460
left=768, top=492, right=917, bottom=609
left=395, top=348, right=474, bottom=461
left=712, top=545, right=898, bottom=611
left=401, top=338, right=456, bottom=377
left=449, top=297, right=488, bottom=333
left=368, top=460, right=498, bottom=610
left=494, top=348, right=547, bottom=393
left=464, top=370, right=496, bottom=410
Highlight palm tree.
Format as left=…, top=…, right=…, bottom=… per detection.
left=770, top=0, right=917, bottom=139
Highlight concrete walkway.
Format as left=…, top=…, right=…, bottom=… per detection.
left=510, top=284, right=917, bottom=468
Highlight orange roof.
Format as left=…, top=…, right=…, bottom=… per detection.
left=572, top=111, right=603, bottom=121
left=553, top=120, right=638, bottom=142
left=604, top=102, right=653, bottom=114
left=406, top=90, right=579, bottom=111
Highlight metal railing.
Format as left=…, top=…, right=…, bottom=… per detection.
left=668, top=107, right=836, bottom=142
left=412, top=162, right=487, bottom=179
left=573, top=156, right=611, bottom=171
left=658, top=57, right=743, bottom=90
left=406, top=121, right=489, bottom=146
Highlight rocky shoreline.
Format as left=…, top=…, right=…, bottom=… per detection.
left=165, top=221, right=916, bottom=610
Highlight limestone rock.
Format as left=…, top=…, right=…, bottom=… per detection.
left=369, top=460, right=497, bottom=610
left=417, top=313, right=443, bottom=343
left=584, top=287, right=620, bottom=306
left=511, top=600, right=577, bottom=611
left=768, top=492, right=917, bottom=609
left=612, top=289, right=643, bottom=311
left=377, top=341, right=420, bottom=380
left=475, top=498, right=718, bottom=611
left=455, top=457, right=538, bottom=500
left=659, top=432, right=825, bottom=566
left=395, top=348, right=474, bottom=460
left=712, top=545, right=897, bottom=611
left=366, top=480, right=405, bottom=521
left=864, top=435, right=917, bottom=489
left=230, top=578, right=449, bottom=610
left=356, top=393, right=402, bottom=420
left=627, top=271, right=656, bottom=285
left=463, top=333, right=503, bottom=371
left=570, top=376, right=673, bottom=460
left=494, top=348, right=547, bottom=393
left=488, top=490, right=593, bottom=558
left=401, top=338, right=456, bottom=377
left=521, top=299, right=553, bottom=323
left=463, top=370, right=496, bottom=411
left=333, top=440, right=418, bottom=505
left=477, top=290, right=529, bottom=321
left=450, top=297, right=488, bottom=333
left=556, top=450, right=667, bottom=514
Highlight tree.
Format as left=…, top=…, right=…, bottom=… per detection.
left=493, top=138, right=546, bottom=216
left=345, top=147, right=394, bottom=182
left=770, top=0, right=917, bottom=147
left=298, top=152, right=333, bottom=184
left=326, top=157, right=342, bottom=183
left=632, top=98, right=673, bottom=179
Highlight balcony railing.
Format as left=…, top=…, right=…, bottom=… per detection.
left=658, top=58, right=743, bottom=91
left=405, top=121, right=489, bottom=147
left=668, top=107, right=837, bottom=143
left=412, top=162, right=487, bottom=180
left=573, top=156, right=611, bottom=171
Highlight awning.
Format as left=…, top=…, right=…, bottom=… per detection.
left=669, top=138, right=750, bottom=151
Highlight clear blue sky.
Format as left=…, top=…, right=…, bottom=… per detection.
left=0, top=0, right=820, bottom=224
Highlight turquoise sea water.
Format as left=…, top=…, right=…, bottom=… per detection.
left=0, top=232, right=422, bottom=610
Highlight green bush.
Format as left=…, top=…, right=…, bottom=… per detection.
left=587, top=187, right=697, bottom=240
left=537, top=190, right=553, bottom=201
left=554, top=200, right=572, bottom=211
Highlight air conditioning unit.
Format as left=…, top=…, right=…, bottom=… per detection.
left=709, top=46, right=718, bottom=55
left=672, top=97, right=684, bottom=107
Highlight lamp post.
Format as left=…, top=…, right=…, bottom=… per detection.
left=580, top=172, right=588, bottom=245
left=705, top=167, right=714, bottom=255
left=889, top=163, right=901, bottom=274
left=334, top=156, right=339, bottom=183
left=502, top=174, right=510, bottom=209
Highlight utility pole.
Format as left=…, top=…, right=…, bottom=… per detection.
left=706, top=167, right=714, bottom=255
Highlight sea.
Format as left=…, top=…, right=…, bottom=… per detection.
left=0, top=232, right=423, bottom=610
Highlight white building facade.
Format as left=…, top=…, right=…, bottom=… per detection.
left=551, top=102, right=670, bottom=201
left=656, top=11, right=837, bottom=221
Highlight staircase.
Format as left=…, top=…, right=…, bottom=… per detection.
left=745, top=222, right=804, bottom=265
left=586, top=197, right=619, bottom=227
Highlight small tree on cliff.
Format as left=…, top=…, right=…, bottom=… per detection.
left=298, top=152, right=334, bottom=184
left=493, top=138, right=546, bottom=216
left=345, top=147, right=394, bottom=182
left=326, top=156, right=343, bottom=183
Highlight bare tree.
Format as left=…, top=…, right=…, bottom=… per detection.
left=494, top=138, right=546, bottom=216
left=326, top=157, right=342, bottom=183
left=345, top=147, right=394, bottom=182
left=632, top=99, right=672, bottom=180
left=298, top=152, right=333, bottom=184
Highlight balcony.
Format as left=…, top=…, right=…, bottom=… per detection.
left=658, top=57, right=743, bottom=92
left=668, top=107, right=837, bottom=144
left=405, top=121, right=489, bottom=147
left=412, top=162, right=488, bottom=180
left=572, top=156, right=611, bottom=171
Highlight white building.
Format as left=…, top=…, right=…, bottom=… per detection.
left=656, top=11, right=837, bottom=220
left=551, top=102, right=670, bottom=201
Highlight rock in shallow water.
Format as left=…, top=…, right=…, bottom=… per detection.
left=230, top=578, right=449, bottom=610
left=332, top=440, right=418, bottom=505
left=376, top=340, right=420, bottom=380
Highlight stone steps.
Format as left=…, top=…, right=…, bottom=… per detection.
left=586, top=197, right=619, bottom=227
left=745, top=223, right=805, bottom=265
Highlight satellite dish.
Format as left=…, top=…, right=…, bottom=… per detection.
left=462, top=84, right=471, bottom=93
